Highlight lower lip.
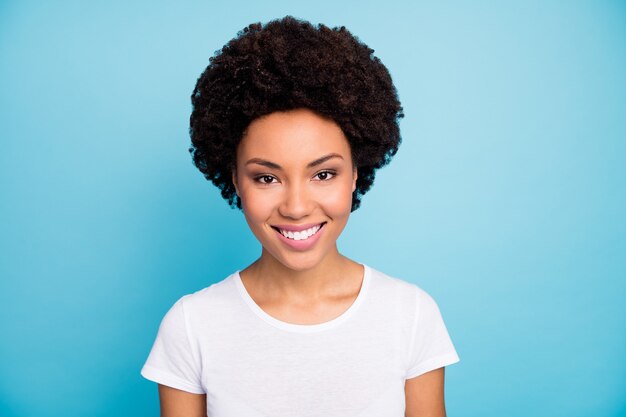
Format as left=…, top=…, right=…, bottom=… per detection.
left=273, top=223, right=326, bottom=251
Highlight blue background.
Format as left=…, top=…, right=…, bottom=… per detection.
left=1, top=1, right=624, bottom=416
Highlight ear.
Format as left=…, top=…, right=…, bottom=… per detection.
left=352, top=166, right=358, bottom=193
left=232, top=169, right=240, bottom=197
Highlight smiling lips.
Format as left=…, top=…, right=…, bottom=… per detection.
left=271, top=222, right=326, bottom=249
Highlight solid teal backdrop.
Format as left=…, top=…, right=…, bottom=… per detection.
left=0, top=1, right=624, bottom=416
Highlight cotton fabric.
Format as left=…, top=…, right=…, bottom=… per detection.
left=141, top=264, right=460, bottom=416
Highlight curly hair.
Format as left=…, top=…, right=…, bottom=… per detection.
left=189, top=16, right=403, bottom=211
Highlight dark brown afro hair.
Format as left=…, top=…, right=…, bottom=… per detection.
left=189, top=15, right=403, bottom=211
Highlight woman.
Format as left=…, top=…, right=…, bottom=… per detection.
left=141, top=16, right=460, bottom=417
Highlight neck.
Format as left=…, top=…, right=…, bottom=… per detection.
left=242, top=247, right=361, bottom=303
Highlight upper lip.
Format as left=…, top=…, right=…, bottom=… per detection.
left=271, top=222, right=326, bottom=232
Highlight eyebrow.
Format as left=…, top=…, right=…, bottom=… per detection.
left=245, top=153, right=344, bottom=170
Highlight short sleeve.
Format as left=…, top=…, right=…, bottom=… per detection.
left=140, top=296, right=205, bottom=394
left=405, top=288, right=460, bottom=379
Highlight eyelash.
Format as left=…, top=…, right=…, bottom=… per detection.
left=254, top=170, right=336, bottom=185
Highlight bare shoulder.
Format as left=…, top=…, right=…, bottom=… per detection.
left=404, top=367, right=446, bottom=417
left=158, top=384, right=207, bottom=417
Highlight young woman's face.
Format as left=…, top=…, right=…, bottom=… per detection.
left=233, top=108, right=357, bottom=272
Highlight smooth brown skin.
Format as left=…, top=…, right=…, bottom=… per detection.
left=405, top=367, right=447, bottom=417
left=158, top=385, right=205, bottom=417
left=157, top=110, right=448, bottom=416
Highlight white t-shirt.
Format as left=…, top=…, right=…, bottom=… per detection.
left=141, top=264, right=460, bottom=416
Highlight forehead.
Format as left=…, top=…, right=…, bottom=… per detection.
left=237, top=109, right=352, bottom=164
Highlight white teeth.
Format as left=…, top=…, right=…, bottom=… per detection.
left=279, top=224, right=322, bottom=240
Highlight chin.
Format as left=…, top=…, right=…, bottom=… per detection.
left=269, top=249, right=327, bottom=272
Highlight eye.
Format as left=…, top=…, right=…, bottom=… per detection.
left=255, top=175, right=278, bottom=185
left=314, top=170, right=336, bottom=181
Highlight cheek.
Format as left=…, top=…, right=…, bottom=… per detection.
left=317, top=181, right=354, bottom=215
left=240, top=187, right=275, bottom=224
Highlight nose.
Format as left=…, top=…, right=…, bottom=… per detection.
left=278, top=183, right=313, bottom=220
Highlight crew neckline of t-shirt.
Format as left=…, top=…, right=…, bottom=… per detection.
left=233, top=264, right=371, bottom=333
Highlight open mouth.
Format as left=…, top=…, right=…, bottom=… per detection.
left=271, top=222, right=326, bottom=241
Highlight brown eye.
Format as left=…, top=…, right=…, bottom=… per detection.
left=314, top=171, right=335, bottom=181
left=256, top=175, right=277, bottom=184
